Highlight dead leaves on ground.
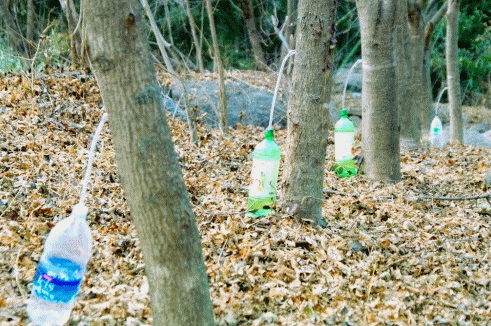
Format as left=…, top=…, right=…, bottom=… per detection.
left=0, top=71, right=491, bottom=325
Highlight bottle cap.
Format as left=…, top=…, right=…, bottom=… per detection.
left=71, top=203, right=88, bottom=219
left=265, top=128, right=274, bottom=140
left=339, top=109, right=348, bottom=117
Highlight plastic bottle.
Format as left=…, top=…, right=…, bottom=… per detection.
left=430, top=116, right=444, bottom=148
left=27, top=203, right=92, bottom=326
left=247, top=129, right=281, bottom=217
left=334, top=109, right=357, bottom=178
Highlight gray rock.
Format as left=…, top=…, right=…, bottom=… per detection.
left=463, top=128, right=491, bottom=148
left=438, top=127, right=491, bottom=148
left=334, top=66, right=362, bottom=92
left=485, top=169, right=491, bottom=187
left=469, top=123, right=491, bottom=134
left=166, top=80, right=287, bottom=128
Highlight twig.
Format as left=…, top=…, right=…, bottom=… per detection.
left=128, top=264, right=145, bottom=275
left=0, top=191, right=19, bottom=219
left=324, top=189, right=396, bottom=200
left=415, top=193, right=491, bottom=201
left=324, top=189, right=491, bottom=202
left=15, top=250, right=28, bottom=299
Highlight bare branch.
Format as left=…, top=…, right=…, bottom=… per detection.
left=271, top=14, right=291, bottom=52
left=424, top=0, right=448, bottom=49
left=140, top=0, right=175, bottom=73
left=227, top=0, right=242, bottom=13
left=324, top=189, right=491, bottom=202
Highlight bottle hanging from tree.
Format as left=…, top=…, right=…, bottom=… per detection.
left=247, top=129, right=281, bottom=217
left=334, top=109, right=357, bottom=178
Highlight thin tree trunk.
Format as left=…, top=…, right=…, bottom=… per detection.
left=163, top=0, right=174, bottom=46
left=183, top=0, right=204, bottom=72
left=140, top=0, right=175, bottom=74
left=284, top=0, right=296, bottom=75
left=27, top=0, right=35, bottom=56
left=84, top=0, right=214, bottom=324
left=357, top=0, right=400, bottom=182
left=407, top=0, right=427, bottom=137
left=396, top=0, right=420, bottom=150
left=446, top=0, right=462, bottom=143
left=238, top=0, right=266, bottom=69
left=282, top=0, right=337, bottom=225
left=205, top=0, right=228, bottom=130
left=285, top=0, right=296, bottom=50
left=0, top=0, right=28, bottom=56
left=60, top=0, right=83, bottom=64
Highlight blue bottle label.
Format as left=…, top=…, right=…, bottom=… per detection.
left=32, top=257, right=84, bottom=303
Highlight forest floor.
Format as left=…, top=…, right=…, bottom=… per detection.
left=1, top=70, right=491, bottom=325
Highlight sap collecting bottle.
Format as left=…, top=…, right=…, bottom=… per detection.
left=27, top=204, right=92, bottom=326
left=247, top=128, right=281, bottom=216
left=334, top=109, right=357, bottom=178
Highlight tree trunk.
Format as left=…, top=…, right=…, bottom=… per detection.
left=396, top=0, right=420, bottom=150
left=446, top=0, right=462, bottom=144
left=84, top=1, right=215, bottom=325
left=407, top=0, right=428, bottom=136
left=205, top=0, right=228, bottom=130
left=163, top=0, right=175, bottom=46
left=406, top=0, right=447, bottom=141
left=184, top=0, right=204, bottom=72
left=356, top=0, right=400, bottom=182
left=27, top=0, right=35, bottom=56
left=285, top=0, right=297, bottom=50
left=60, top=0, right=84, bottom=64
left=238, top=0, right=266, bottom=69
left=140, top=0, right=175, bottom=74
left=282, top=0, right=337, bottom=225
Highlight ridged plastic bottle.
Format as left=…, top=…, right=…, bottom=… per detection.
left=334, top=109, right=357, bottom=178
left=430, top=116, right=444, bottom=148
left=27, top=204, right=92, bottom=326
left=247, top=129, right=281, bottom=216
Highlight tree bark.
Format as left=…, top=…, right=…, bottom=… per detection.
left=282, top=0, right=337, bottom=225
left=183, top=0, right=204, bottom=72
left=205, top=0, right=228, bottom=130
left=396, top=0, right=420, bottom=150
left=238, top=0, right=266, bottom=69
left=84, top=0, right=214, bottom=324
left=446, top=0, right=462, bottom=144
left=356, top=0, right=400, bottom=182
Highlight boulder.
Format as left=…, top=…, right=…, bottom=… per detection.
left=334, top=66, right=362, bottom=92
left=165, top=80, right=287, bottom=128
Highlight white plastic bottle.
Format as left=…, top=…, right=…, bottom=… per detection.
left=27, top=204, right=92, bottom=326
left=430, top=116, right=443, bottom=148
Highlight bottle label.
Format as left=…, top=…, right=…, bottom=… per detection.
left=32, top=257, right=84, bottom=304
left=335, top=132, right=355, bottom=162
left=249, top=158, right=279, bottom=198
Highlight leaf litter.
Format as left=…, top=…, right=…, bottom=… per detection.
left=0, top=70, right=490, bottom=325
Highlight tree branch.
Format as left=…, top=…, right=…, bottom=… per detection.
left=324, top=189, right=491, bottom=202
left=424, top=0, right=448, bottom=49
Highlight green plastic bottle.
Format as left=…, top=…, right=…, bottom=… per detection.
left=247, top=129, right=281, bottom=217
left=334, top=109, right=357, bottom=178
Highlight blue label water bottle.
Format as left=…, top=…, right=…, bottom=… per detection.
left=27, top=204, right=92, bottom=325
